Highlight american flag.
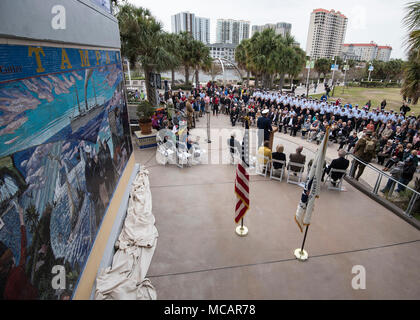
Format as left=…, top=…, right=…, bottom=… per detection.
left=235, top=117, right=250, bottom=224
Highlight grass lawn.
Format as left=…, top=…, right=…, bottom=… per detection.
left=310, top=87, right=419, bottom=115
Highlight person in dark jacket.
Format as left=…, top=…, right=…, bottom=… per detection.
left=257, top=109, right=273, bottom=147
left=339, top=131, right=358, bottom=152
left=322, top=149, right=350, bottom=185
left=400, top=102, right=411, bottom=116
left=395, top=154, right=417, bottom=193
left=271, top=144, right=286, bottom=169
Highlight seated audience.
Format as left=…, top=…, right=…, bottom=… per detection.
left=289, top=146, right=306, bottom=172
left=258, top=141, right=272, bottom=165
left=377, top=140, right=394, bottom=165
left=321, top=149, right=350, bottom=186
left=271, top=144, right=286, bottom=169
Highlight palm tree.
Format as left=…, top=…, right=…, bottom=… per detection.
left=235, top=39, right=252, bottom=86
left=402, top=48, right=420, bottom=104
left=163, top=33, right=182, bottom=88
left=314, top=58, right=331, bottom=83
left=191, top=41, right=212, bottom=89
left=288, top=47, right=306, bottom=88
left=25, top=203, right=39, bottom=234
left=248, top=29, right=283, bottom=89
left=403, top=1, right=420, bottom=56
left=401, top=1, right=420, bottom=104
left=117, top=4, right=176, bottom=106
left=178, top=32, right=197, bottom=85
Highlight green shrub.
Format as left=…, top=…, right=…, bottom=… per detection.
left=346, top=82, right=360, bottom=87
left=136, top=100, right=155, bottom=123
left=360, top=81, right=401, bottom=88
left=171, top=84, right=193, bottom=91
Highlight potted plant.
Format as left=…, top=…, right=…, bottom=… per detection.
left=136, top=100, right=155, bottom=135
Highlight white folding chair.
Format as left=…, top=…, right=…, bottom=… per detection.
left=287, top=162, right=305, bottom=185
left=190, top=144, right=206, bottom=165
left=156, top=140, right=176, bottom=166
left=256, top=154, right=269, bottom=177
left=176, top=142, right=192, bottom=168
left=324, top=168, right=347, bottom=191
left=270, top=159, right=286, bottom=182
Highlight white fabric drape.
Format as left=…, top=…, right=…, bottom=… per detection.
left=95, top=168, right=158, bottom=300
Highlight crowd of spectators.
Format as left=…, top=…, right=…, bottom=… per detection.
left=163, top=82, right=418, bottom=193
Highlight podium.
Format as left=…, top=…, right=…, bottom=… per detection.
left=268, top=127, right=278, bottom=150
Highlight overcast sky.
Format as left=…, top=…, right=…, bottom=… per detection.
left=127, top=0, right=410, bottom=60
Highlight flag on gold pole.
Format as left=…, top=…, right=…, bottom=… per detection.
left=234, top=116, right=250, bottom=224
left=295, top=126, right=330, bottom=232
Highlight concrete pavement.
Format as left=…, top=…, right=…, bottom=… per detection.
left=132, top=113, right=420, bottom=299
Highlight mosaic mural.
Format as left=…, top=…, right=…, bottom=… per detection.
left=0, top=44, right=132, bottom=299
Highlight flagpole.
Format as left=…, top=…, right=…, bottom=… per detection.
left=294, top=226, right=309, bottom=260
left=236, top=217, right=248, bottom=236
left=294, top=126, right=330, bottom=261
left=235, top=116, right=250, bottom=237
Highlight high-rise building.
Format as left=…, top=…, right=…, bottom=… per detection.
left=251, top=22, right=292, bottom=37
left=306, top=9, right=348, bottom=59
left=171, top=12, right=210, bottom=44
left=376, top=46, right=392, bottom=62
left=342, top=42, right=393, bottom=62
left=216, top=19, right=250, bottom=45
left=171, top=11, right=196, bottom=35
left=195, top=17, right=210, bottom=44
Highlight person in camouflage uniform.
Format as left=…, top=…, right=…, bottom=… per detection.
left=350, top=130, right=377, bottom=181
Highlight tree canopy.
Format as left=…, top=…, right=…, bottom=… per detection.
left=236, top=29, right=306, bottom=89
left=401, top=1, right=420, bottom=104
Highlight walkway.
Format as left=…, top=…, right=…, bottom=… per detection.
left=132, top=114, right=420, bottom=299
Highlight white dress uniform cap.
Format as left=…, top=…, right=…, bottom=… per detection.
left=262, top=109, right=269, bottom=114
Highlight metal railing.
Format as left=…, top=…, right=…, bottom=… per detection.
left=346, top=153, right=419, bottom=217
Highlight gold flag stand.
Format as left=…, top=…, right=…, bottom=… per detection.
left=294, top=126, right=330, bottom=262
left=235, top=217, right=248, bottom=237
left=294, top=225, right=309, bottom=261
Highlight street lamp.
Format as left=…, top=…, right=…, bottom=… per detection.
left=125, top=59, right=132, bottom=87
left=305, top=59, right=314, bottom=98
left=368, top=62, right=373, bottom=82
left=331, top=56, right=337, bottom=97
left=342, top=59, right=349, bottom=94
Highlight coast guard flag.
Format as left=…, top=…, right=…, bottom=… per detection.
left=295, top=127, right=330, bottom=232
left=234, top=117, right=250, bottom=223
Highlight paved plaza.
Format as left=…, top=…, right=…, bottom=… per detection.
left=133, top=114, right=420, bottom=299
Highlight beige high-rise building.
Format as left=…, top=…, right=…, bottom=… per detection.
left=342, top=42, right=393, bottom=62
left=306, top=8, right=348, bottom=59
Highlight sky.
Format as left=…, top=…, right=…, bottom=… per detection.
left=127, top=0, right=410, bottom=60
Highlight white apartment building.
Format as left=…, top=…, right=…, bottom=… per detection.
left=342, top=42, right=393, bottom=62
left=172, top=12, right=196, bottom=35
left=171, top=12, right=210, bottom=44
left=306, top=8, right=348, bottom=59
left=207, top=43, right=236, bottom=62
left=216, top=19, right=250, bottom=45
left=251, top=22, right=292, bottom=37
left=195, top=17, right=210, bottom=44
left=376, top=46, right=393, bottom=62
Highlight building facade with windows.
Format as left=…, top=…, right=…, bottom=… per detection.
left=207, top=43, right=236, bottom=62
left=216, top=19, right=250, bottom=45
left=251, top=22, right=292, bottom=37
left=171, top=12, right=210, bottom=44
left=306, top=8, right=348, bottom=59
left=195, top=17, right=210, bottom=44
left=342, top=42, right=392, bottom=62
